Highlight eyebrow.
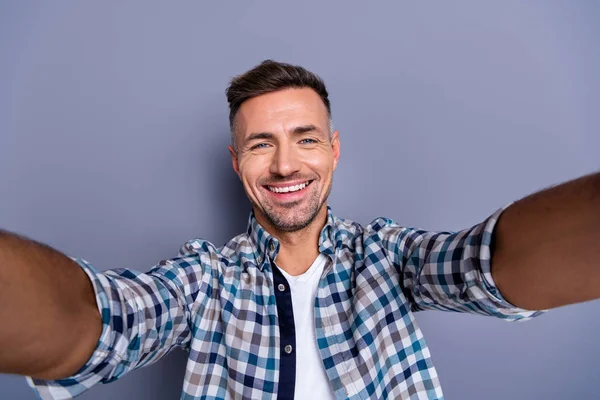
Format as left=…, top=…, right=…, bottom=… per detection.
left=292, top=124, right=320, bottom=135
left=246, top=132, right=274, bottom=142
left=245, top=125, right=322, bottom=143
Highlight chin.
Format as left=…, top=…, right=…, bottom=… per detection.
left=270, top=217, right=313, bottom=233
left=268, top=203, right=326, bottom=232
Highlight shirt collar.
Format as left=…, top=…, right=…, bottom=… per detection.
left=246, top=206, right=336, bottom=270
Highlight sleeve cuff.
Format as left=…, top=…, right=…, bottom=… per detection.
left=478, top=204, right=548, bottom=320
left=26, top=258, right=116, bottom=399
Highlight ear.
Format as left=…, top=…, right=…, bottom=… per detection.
left=228, top=145, right=241, bottom=179
left=331, top=130, right=341, bottom=171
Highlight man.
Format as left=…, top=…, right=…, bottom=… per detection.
left=0, top=60, right=598, bottom=400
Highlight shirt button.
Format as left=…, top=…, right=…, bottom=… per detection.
left=278, top=283, right=286, bottom=292
left=269, top=242, right=276, bottom=251
left=284, top=344, right=293, bottom=354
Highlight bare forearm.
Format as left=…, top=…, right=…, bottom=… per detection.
left=491, top=172, right=600, bottom=310
left=0, top=230, right=101, bottom=379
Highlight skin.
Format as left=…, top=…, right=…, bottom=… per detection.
left=229, top=88, right=340, bottom=276
left=0, top=232, right=101, bottom=380
left=492, top=172, right=600, bottom=310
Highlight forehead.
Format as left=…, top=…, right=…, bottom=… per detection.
left=236, top=88, right=328, bottom=137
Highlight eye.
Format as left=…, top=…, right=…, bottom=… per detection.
left=251, top=143, right=270, bottom=150
left=299, top=138, right=318, bottom=144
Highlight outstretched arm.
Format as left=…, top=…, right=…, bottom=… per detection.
left=1, top=231, right=208, bottom=398
left=0, top=231, right=101, bottom=379
left=492, top=171, right=600, bottom=310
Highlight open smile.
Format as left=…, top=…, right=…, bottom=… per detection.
left=262, top=180, right=314, bottom=199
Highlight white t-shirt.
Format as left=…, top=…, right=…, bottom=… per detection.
left=279, top=254, right=337, bottom=400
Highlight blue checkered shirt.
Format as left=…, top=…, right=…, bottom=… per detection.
left=27, top=206, right=543, bottom=399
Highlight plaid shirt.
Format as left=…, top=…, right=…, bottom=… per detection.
left=27, top=206, right=543, bottom=399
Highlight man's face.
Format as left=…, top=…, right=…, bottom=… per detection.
left=229, top=88, right=340, bottom=233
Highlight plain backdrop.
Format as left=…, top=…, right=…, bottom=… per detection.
left=1, top=1, right=599, bottom=399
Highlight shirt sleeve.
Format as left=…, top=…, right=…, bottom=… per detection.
left=371, top=205, right=547, bottom=321
left=26, top=241, right=214, bottom=399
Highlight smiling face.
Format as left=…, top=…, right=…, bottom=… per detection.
left=229, top=88, right=340, bottom=233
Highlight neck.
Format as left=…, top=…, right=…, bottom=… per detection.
left=255, top=205, right=328, bottom=276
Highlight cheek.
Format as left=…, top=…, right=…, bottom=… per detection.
left=302, top=152, right=334, bottom=176
left=239, top=156, right=270, bottom=185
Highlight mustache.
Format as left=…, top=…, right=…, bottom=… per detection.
left=259, top=175, right=316, bottom=186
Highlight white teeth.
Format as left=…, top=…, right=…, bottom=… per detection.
left=268, top=181, right=310, bottom=193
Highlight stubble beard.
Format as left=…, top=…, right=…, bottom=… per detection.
left=260, top=179, right=332, bottom=233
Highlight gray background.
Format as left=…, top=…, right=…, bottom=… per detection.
left=1, top=1, right=599, bottom=399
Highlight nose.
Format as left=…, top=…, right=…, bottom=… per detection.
left=269, top=144, right=301, bottom=177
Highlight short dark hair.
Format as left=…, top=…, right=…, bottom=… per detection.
left=226, top=60, right=332, bottom=147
